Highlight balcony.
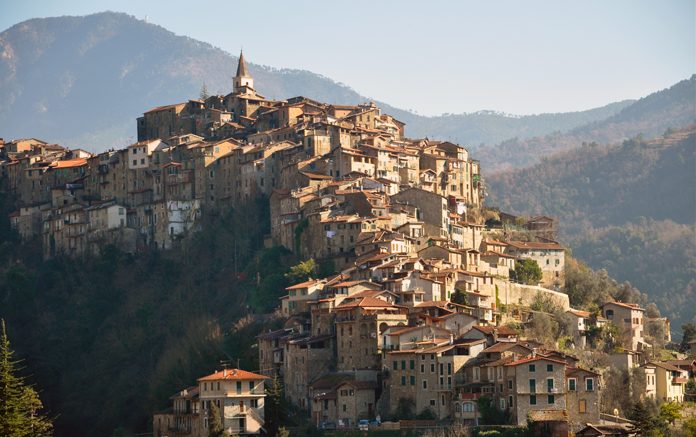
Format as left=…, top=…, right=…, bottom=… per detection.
left=672, top=377, right=687, bottom=384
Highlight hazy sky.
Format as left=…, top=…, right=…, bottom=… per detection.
left=1, top=0, right=694, bottom=116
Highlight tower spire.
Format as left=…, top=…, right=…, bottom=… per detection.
left=236, top=50, right=249, bottom=78
left=233, top=50, right=253, bottom=92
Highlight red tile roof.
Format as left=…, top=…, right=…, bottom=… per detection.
left=49, top=158, right=87, bottom=169
left=198, top=368, right=269, bottom=381
left=504, top=355, right=567, bottom=367
left=335, top=296, right=396, bottom=310
left=286, top=279, right=321, bottom=290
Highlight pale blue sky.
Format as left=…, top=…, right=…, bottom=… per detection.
left=1, top=0, right=694, bottom=115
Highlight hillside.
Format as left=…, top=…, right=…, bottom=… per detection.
left=478, top=76, right=696, bottom=172
left=0, top=195, right=296, bottom=436
left=486, top=127, right=696, bottom=326
left=0, top=11, right=633, bottom=151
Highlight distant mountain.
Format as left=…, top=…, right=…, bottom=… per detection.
left=477, top=76, right=696, bottom=173
left=486, top=127, right=696, bottom=326
left=0, top=11, right=633, bottom=151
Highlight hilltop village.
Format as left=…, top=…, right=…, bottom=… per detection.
left=1, top=53, right=693, bottom=437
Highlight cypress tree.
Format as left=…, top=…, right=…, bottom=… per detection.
left=0, top=319, right=53, bottom=436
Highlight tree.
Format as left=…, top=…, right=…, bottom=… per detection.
left=683, top=417, right=696, bottom=436
left=208, top=402, right=230, bottom=437
left=680, top=323, right=696, bottom=353
left=510, top=259, right=542, bottom=285
left=200, top=83, right=210, bottom=101
left=285, top=259, right=317, bottom=284
left=451, top=289, right=467, bottom=305
left=629, top=400, right=659, bottom=436
left=265, top=375, right=286, bottom=436
left=476, top=396, right=507, bottom=425
left=0, top=319, right=53, bottom=437
left=393, top=397, right=416, bottom=420
left=658, top=402, right=682, bottom=427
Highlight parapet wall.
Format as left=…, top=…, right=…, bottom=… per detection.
left=495, top=279, right=570, bottom=311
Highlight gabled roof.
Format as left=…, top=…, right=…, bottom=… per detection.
left=566, top=367, right=600, bottom=377
left=49, top=158, right=87, bottom=169
left=198, top=368, right=268, bottom=381
left=602, top=301, right=645, bottom=311
left=481, top=341, right=532, bottom=354
left=286, top=279, right=322, bottom=290
left=647, top=361, right=685, bottom=372
left=567, top=309, right=591, bottom=318
left=471, top=325, right=518, bottom=336
left=504, top=355, right=567, bottom=367
left=335, top=296, right=396, bottom=310
left=506, top=240, right=564, bottom=251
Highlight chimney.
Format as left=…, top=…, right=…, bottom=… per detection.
left=531, top=348, right=537, bottom=358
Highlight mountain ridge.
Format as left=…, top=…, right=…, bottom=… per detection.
left=486, top=126, right=696, bottom=326
left=1, top=11, right=637, bottom=152
left=477, top=75, right=696, bottom=172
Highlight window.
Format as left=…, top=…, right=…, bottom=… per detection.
left=342, top=404, right=346, bottom=412
left=586, top=378, right=594, bottom=391
left=547, top=378, right=554, bottom=392
left=530, top=395, right=537, bottom=405
left=401, top=376, right=406, bottom=386
left=500, top=398, right=506, bottom=409
left=251, top=399, right=258, bottom=408
left=463, top=402, right=474, bottom=412
left=410, top=360, right=415, bottom=370
left=217, top=382, right=220, bottom=390
left=508, top=379, right=513, bottom=390
left=422, top=380, right=428, bottom=390
left=529, top=364, right=536, bottom=372
left=421, top=364, right=425, bottom=373
left=431, top=363, right=435, bottom=373
left=547, top=364, right=553, bottom=372
left=204, top=383, right=207, bottom=391
left=529, top=379, right=536, bottom=393
left=401, top=360, right=406, bottom=370
left=393, top=361, right=398, bottom=370
left=508, top=396, right=513, bottom=407
left=568, top=378, right=577, bottom=391
left=410, top=376, right=415, bottom=386
left=249, top=381, right=254, bottom=391
left=236, top=381, right=242, bottom=394
left=548, top=395, right=555, bottom=405
left=579, top=399, right=586, bottom=413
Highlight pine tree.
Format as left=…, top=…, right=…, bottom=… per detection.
left=208, top=402, right=228, bottom=437
left=265, top=374, right=286, bottom=436
left=0, top=319, right=53, bottom=436
left=629, top=399, right=658, bottom=436
left=450, top=289, right=466, bottom=305
left=200, top=83, right=210, bottom=101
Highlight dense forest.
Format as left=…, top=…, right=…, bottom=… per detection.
left=487, top=128, right=696, bottom=326
left=477, top=76, right=696, bottom=172
left=0, top=194, right=305, bottom=436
